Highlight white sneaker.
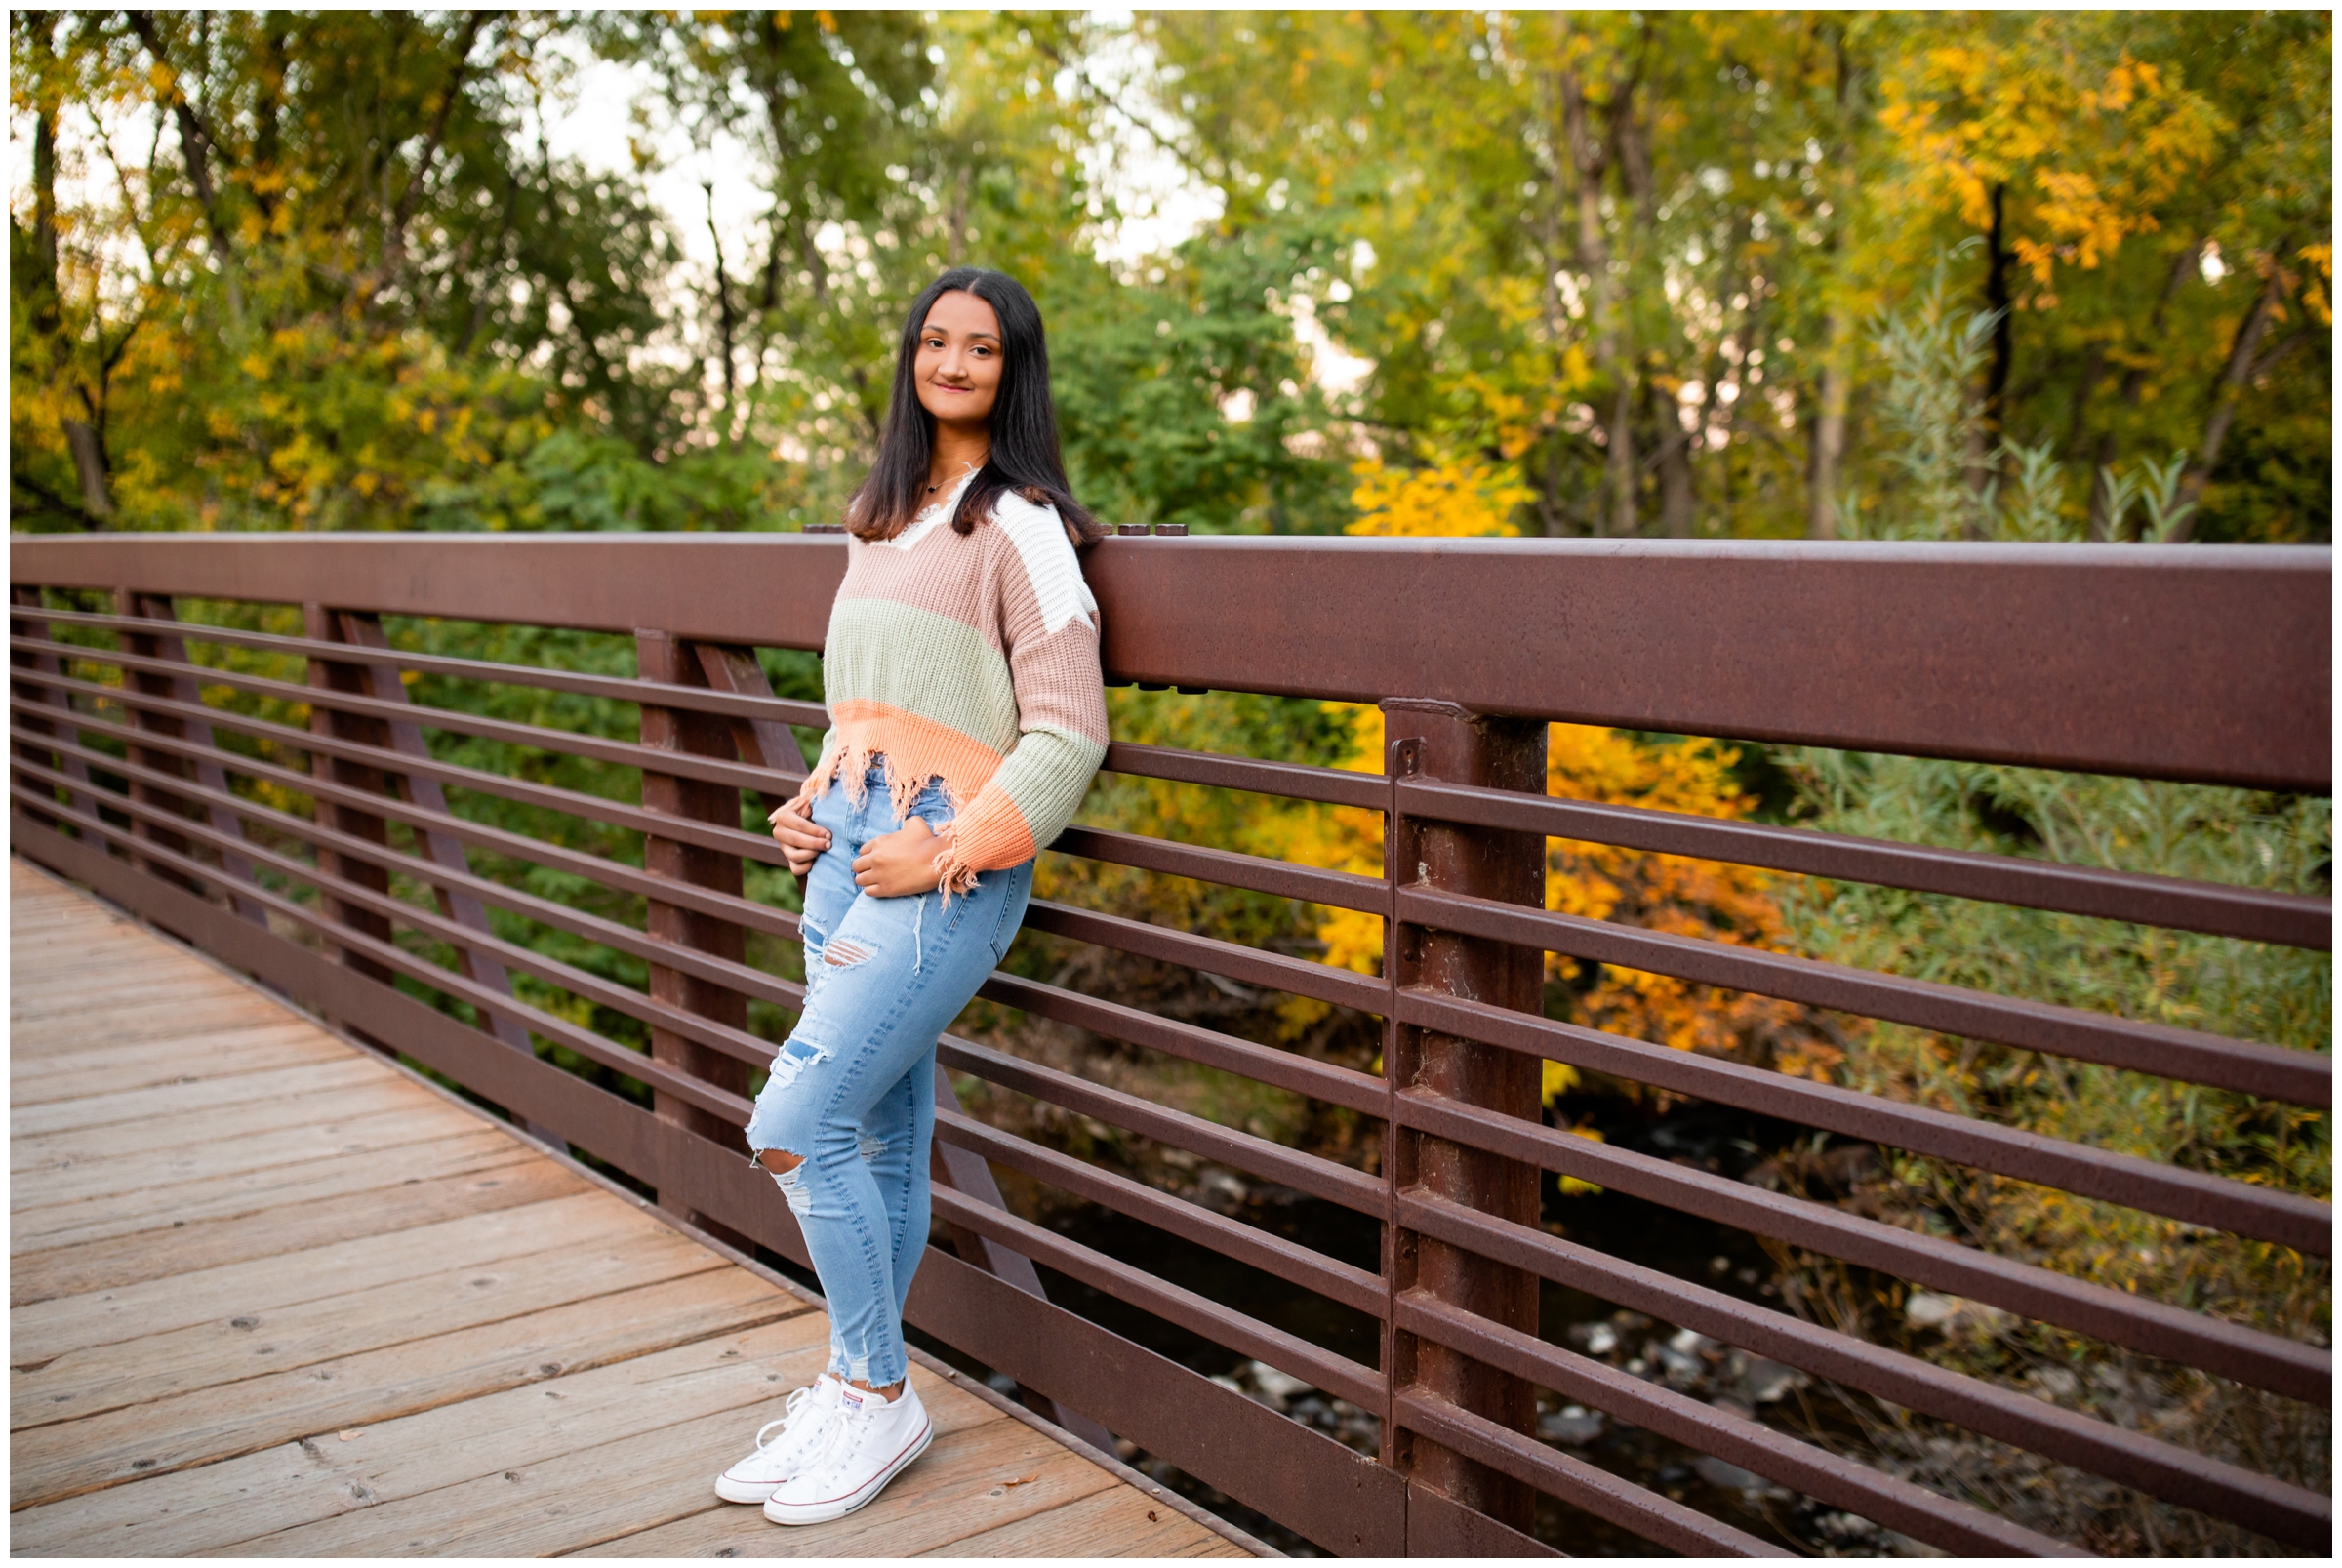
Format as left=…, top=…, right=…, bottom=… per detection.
left=713, top=1373, right=848, bottom=1504
left=762, top=1379, right=934, bottom=1525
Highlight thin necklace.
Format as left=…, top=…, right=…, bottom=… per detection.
left=925, top=453, right=988, bottom=494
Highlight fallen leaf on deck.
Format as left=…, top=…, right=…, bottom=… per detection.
left=337, top=1428, right=365, bottom=1441
left=1000, top=1473, right=1040, bottom=1488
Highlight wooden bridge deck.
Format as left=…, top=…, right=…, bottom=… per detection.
left=8, top=859, right=1258, bottom=1558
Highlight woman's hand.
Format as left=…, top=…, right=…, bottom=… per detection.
left=852, top=817, right=949, bottom=898
left=767, top=795, right=831, bottom=876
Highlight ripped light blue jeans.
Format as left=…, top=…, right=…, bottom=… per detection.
left=745, top=761, right=1033, bottom=1389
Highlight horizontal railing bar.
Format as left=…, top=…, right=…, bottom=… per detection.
left=936, top=1108, right=1387, bottom=1318
left=7, top=787, right=754, bottom=1126
left=19, top=668, right=805, bottom=873
left=1021, top=899, right=1388, bottom=1016
left=1401, top=1188, right=2337, bottom=1523
left=1393, top=1389, right=1787, bottom=1557
left=15, top=704, right=1381, bottom=1136
left=13, top=605, right=834, bottom=730
left=30, top=668, right=1378, bottom=925
left=935, top=1035, right=1386, bottom=1218
left=23, top=605, right=1388, bottom=813
left=1401, top=886, right=2330, bottom=1108
left=12, top=634, right=792, bottom=799
left=1053, top=825, right=1386, bottom=913
left=11, top=748, right=781, bottom=1079
left=929, top=1185, right=1387, bottom=1415
left=8, top=693, right=812, bottom=947
left=22, top=725, right=812, bottom=1027
left=1102, top=740, right=1389, bottom=810
left=1401, top=988, right=2330, bottom=1252
left=1393, top=1087, right=2329, bottom=1399
left=1398, top=777, right=2331, bottom=951
left=1395, top=1297, right=2092, bottom=1557
left=14, top=537, right=2330, bottom=790
left=974, top=971, right=1387, bottom=1116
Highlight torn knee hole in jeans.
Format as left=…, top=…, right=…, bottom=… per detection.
left=765, top=1153, right=812, bottom=1216
left=766, top=1035, right=831, bottom=1091
left=822, top=937, right=876, bottom=968
left=857, top=1131, right=886, bottom=1163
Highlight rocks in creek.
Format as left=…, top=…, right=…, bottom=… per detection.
left=1239, top=1360, right=1314, bottom=1410
left=1567, top=1319, right=1622, bottom=1358
left=1536, top=1405, right=1607, bottom=1446
left=1905, top=1291, right=2013, bottom=1336
left=1651, top=1327, right=1722, bottom=1390
left=2029, top=1366, right=2081, bottom=1401
left=1692, top=1454, right=1790, bottom=1500
left=1723, top=1349, right=1811, bottom=1407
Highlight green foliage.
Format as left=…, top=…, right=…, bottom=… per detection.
left=1772, top=270, right=2331, bottom=1516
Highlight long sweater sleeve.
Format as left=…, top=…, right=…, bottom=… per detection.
left=934, top=494, right=1109, bottom=886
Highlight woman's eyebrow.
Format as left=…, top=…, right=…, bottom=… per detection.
left=921, top=321, right=1002, bottom=342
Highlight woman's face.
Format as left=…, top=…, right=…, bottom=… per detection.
left=912, top=290, right=1004, bottom=430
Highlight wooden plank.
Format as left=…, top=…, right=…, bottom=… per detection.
left=10, top=1127, right=527, bottom=1254
left=922, top=1479, right=1256, bottom=1558
left=11, top=1314, right=834, bottom=1557
left=11, top=953, right=228, bottom=997
left=10, top=1104, right=483, bottom=1215
left=218, top=1383, right=1036, bottom=1557
left=12, top=1150, right=570, bottom=1306
left=10, top=993, right=291, bottom=1053
left=16, top=1226, right=729, bottom=1429
left=10, top=1266, right=800, bottom=1509
left=10, top=965, right=230, bottom=1005
left=9, top=1026, right=340, bottom=1105
left=13, top=1190, right=657, bottom=1362
left=13, top=1078, right=447, bottom=1172
left=13, top=1056, right=395, bottom=1138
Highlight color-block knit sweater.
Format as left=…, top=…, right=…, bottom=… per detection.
left=795, top=474, right=1109, bottom=893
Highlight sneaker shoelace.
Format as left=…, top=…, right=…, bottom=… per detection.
left=752, top=1382, right=825, bottom=1454
left=794, top=1394, right=882, bottom=1483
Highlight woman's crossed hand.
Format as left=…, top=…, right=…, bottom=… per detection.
left=768, top=797, right=949, bottom=897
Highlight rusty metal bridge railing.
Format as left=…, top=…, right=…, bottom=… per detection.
left=7, top=532, right=2330, bottom=1554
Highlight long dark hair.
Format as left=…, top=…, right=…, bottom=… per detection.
left=844, top=267, right=1103, bottom=545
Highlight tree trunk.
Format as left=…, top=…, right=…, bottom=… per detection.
left=2172, top=242, right=2291, bottom=535
left=1806, top=310, right=1849, bottom=539
left=1650, top=378, right=1696, bottom=537
left=1557, top=59, right=1633, bottom=537
left=706, top=182, right=738, bottom=445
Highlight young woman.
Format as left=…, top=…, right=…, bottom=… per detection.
left=712, top=268, right=1109, bottom=1526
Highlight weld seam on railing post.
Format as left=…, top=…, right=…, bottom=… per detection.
left=635, top=629, right=758, bottom=1252
left=1379, top=699, right=1549, bottom=1538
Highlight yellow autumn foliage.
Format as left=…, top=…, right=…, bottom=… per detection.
left=1344, top=456, right=1529, bottom=538
left=1266, top=705, right=1836, bottom=1113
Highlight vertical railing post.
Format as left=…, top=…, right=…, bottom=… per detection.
left=113, top=588, right=209, bottom=900
left=329, top=610, right=566, bottom=1144
left=119, top=594, right=269, bottom=926
left=1381, top=699, right=1548, bottom=1536
left=303, top=604, right=401, bottom=1048
left=635, top=629, right=754, bottom=1250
